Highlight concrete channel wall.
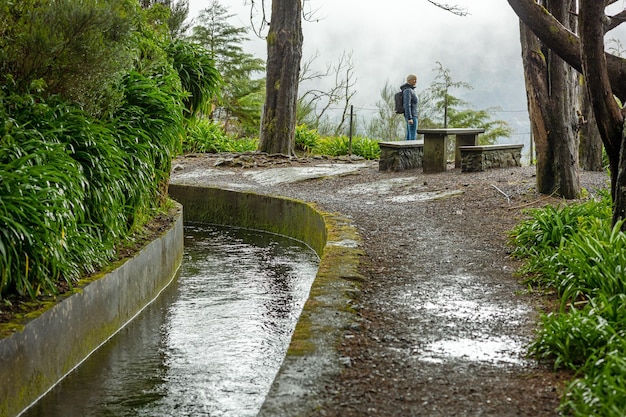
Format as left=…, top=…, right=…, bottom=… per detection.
left=2, top=185, right=363, bottom=417
left=168, top=184, right=364, bottom=416
left=0, top=206, right=184, bottom=417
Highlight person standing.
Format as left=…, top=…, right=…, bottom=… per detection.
left=401, top=74, right=418, bottom=140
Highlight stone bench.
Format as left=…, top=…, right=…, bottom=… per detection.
left=417, top=128, right=485, bottom=173
left=459, top=144, right=524, bottom=172
left=378, top=140, right=424, bottom=171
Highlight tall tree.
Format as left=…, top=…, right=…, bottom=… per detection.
left=139, top=0, right=191, bottom=38
left=190, top=0, right=265, bottom=136
left=507, top=0, right=626, bottom=226
left=578, top=87, right=604, bottom=171
left=257, top=0, right=303, bottom=155
left=519, top=0, right=580, bottom=199
left=421, top=62, right=512, bottom=145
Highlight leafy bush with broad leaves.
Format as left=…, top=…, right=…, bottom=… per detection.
left=166, top=40, right=221, bottom=118
left=0, top=0, right=137, bottom=115
left=0, top=0, right=222, bottom=303
left=0, top=91, right=114, bottom=297
left=113, top=70, right=184, bottom=213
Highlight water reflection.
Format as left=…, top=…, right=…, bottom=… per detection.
left=22, top=224, right=319, bottom=417
left=401, top=273, right=532, bottom=367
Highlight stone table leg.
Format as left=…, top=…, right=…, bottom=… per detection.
left=423, top=132, right=448, bottom=173
left=455, top=134, right=479, bottom=168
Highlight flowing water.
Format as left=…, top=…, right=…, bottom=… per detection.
left=21, top=224, right=319, bottom=417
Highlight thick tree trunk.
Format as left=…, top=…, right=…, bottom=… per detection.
left=519, top=0, right=579, bottom=198
left=578, top=86, right=604, bottom=171
left=507, top=0, right=626, bottom=103
left=579, top=1, right=626, bottom=226
left=258, top=0, right=303, bottom=155
left=509, top=0, right=626, bottom=226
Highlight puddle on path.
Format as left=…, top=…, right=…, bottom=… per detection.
left=243, top=164, right=367, bottom=186
left=341, top=177, right=463, bottom=202
left=420, top=336, right=526, bottom=365
left=388, top=189, right=464, bottom=203
left=399, top=273, right=532, bottom=367
left=343, top=177, right=425, bottom=195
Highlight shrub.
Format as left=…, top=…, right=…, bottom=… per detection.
left=295, top=124, right=320, bottom=154
left=184, top=119, right=257, bottom=153
left=0, top=67, right=185, bottom=299
left=509, top=190, right=626, bottom=415
left=316, top=135, right=381, bottom=160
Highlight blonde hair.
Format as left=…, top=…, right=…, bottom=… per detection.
left=406, top=74, right=417, bottom=82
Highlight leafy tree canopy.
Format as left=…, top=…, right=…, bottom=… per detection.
left=190, top=0, right=265, bottom=136
left=421, top=62, right=512, bottom=144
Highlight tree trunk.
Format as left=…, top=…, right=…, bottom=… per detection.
left=519, top=0, right=580, bottom=198
left=578, top=86, right=604, bottom=171
left=258, top=0, right=303, bottom=155
left=579, top=1, right=626, bottom=226
left=508, top=0, right=626, bottom=226
left=507, top=0, right=626, bottom=103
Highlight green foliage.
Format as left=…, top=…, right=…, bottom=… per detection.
left=113, top=70, right=184, bottom=212
left=316, top=135, right=381, bottom=160
left=509, top=191, right=613, bottom=289
left=190, top=0, right=265, bottom=136
left=295, top=124, right=320, bottom=153
left=183, top=119, right=257, bottom=153
left=530, top=304, right=621, bottom=370
left=0, top=92, right=117, bottom=297
left=167, top=39, right=222, bottom=117
left=0, top=137, right=89, bottom=298
left=139, top=0, right=192, bottom=39
left=563, top=349, right=626, bottom=416
left=509, top=188, right=626, bottom=415
left=316, top=136, right=350, bottom=157
left=0, top=0, right=137, bottom=113
left=0, top=65, right=185, bottom=299
left=351, top=136, right=382, bottom=160
left=421, top=62, right=512, bottom=145
left=0, top=0, right=224, bottom=305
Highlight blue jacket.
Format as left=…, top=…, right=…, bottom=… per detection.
left=400, top=83, right=418, bottom=121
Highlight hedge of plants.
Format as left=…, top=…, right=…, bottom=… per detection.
left=0, top=70, right=184, bottom=300
left=509, top=188, right=626, bottom=415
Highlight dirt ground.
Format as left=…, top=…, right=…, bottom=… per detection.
left=171, top=152, right=610, bottom=417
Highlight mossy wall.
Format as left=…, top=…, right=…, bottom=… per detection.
left=2, top=184, right=361, bottom=417
left=168, top=185, right=327, bottom=256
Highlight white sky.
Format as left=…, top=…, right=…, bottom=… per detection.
left=185, top=1, right=626, bottom=143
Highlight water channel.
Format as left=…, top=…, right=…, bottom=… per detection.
left=22, top=224, right=319, bottom=417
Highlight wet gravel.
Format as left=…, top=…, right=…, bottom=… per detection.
left=171, top=153, right=610, bottom=417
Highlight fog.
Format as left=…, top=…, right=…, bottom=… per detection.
left=185, top=1, right=623, bottom=145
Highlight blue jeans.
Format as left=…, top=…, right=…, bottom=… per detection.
left=405, top=117, right=417, bottom=140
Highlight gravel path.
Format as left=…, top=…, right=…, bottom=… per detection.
left=171, top=153, right=609, bottom=416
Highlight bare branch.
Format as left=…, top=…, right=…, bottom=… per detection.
left=245, top=0, right=269, bottom=37
left=302, top=0, right=323, bottom=23
left=426, top=0, right=469, bottom=16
